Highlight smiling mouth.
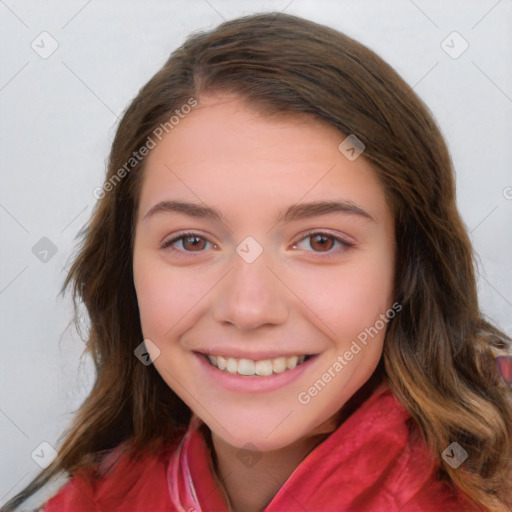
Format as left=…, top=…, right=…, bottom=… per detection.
left=202, top=353, right=314, bottom=376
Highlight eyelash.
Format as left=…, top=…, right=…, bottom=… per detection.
left=160, top=230, right=354, bottom=257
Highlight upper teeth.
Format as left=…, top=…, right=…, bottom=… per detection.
left=206, top=354, right=307, bottom=376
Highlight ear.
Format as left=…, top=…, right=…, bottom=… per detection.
left=495, top=355, right=512, bottom=387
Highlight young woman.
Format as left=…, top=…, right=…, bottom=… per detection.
left=4, top=12, right=512, bottom=512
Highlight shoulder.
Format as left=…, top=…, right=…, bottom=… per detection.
left=350, top=386, right=485, bottom=511
left=386, top=414, right=484, bottom=512
left=42, top=437, right=183, bottom=512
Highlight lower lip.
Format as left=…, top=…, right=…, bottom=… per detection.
left=194, top=353, right=319, bottom=393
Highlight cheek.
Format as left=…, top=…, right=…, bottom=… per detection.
left=133, top=256, right=199, bottom=338
left=291, top=256, right=394, bottom=344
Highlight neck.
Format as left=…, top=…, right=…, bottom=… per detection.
left=210, top=421, right=336, bottom=512
left=208, top=371, right=386, bottom=512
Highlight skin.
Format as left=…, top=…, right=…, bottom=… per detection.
left=132, top=93, right=396, bottom=512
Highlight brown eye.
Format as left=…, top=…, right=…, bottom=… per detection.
left=291, top=231, right=353, bottom=256
left=309, top=234, right=334, bottom=252
left=160, top=233, right=214, bottom=253
left=182, top=236, right=207, bottom=251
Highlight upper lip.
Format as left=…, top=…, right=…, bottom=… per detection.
left=194, top=348, right=317, bottom=360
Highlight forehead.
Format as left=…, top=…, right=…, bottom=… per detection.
left=136, top=94, right=389, bottom=224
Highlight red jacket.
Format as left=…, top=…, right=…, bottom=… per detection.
left=43, top=388, right=482, bottom=511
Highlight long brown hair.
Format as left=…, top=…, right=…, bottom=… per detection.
left=4, top=12, right=512, bottom=512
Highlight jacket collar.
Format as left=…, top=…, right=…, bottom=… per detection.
left=166, top=385, right=436, bottom=511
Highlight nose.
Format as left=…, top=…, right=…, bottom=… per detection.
left=211, top=250, right=289, bottom=331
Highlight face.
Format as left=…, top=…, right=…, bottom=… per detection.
left=132, top=93, right=396, bottom=451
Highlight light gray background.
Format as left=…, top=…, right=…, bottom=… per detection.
left=1, top=0, right=511, bottom=508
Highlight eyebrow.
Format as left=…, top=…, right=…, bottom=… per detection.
left=141, top=199, right=375, bottom=226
